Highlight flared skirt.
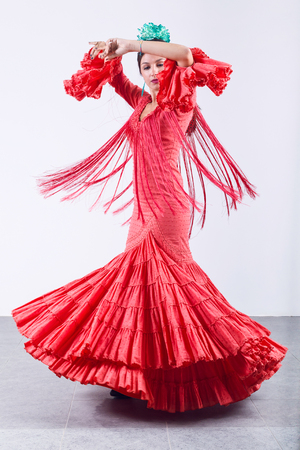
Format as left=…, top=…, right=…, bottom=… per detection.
left=12, top=230, right=287, bottom=412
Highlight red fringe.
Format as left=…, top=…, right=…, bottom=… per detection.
left=37, top=107, right=257, bottom=234
left=37, top=124, right=132, bottom=215
left=175, top=106, right=258, bottom=233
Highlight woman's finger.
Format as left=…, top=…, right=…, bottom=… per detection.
left=89, top=41, right=106, bottom=47
left=105, top=53, right=118, bottom=62
left=89, top=41, right=106, bottom=59
left=105, top=38, right=118, bottom=55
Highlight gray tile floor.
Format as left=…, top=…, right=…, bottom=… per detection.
left=0, top=316, right=299, bottom=450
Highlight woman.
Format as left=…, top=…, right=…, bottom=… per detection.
left=12, top=23, right=287, bottom=413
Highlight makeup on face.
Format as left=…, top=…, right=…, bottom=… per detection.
left=141, top=55, right=166, bottom=91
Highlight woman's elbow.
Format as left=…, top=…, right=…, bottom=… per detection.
left=178, top=47, right=194, bottom=67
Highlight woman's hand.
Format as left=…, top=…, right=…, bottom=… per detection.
left=89, top=38, right=130, bottom=61
left=88, top=39, right=193, bottom=67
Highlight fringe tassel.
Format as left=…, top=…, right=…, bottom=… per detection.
left=37, top=106, right=257, bottom=235
left=167, top=106, right=258, bottom=233
left=37, top=124, right=132, bottom=215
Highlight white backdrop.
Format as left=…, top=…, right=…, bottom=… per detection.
left=0, top=0, right=299, bottom=316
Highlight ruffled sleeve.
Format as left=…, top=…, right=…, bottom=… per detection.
left=63, top=49, right=123, bottom=101
left=157, top=47, right=233, bottom=112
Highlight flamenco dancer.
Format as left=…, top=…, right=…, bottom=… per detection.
left=12, top=23, right=287, bottom=413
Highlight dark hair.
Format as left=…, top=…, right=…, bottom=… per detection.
left=137, top=38, right=165, bottom=74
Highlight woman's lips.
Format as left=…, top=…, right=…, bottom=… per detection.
left=151, top=79, right=159, bottom=84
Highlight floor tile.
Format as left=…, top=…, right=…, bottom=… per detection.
left=68, top=396, right=176, bottom=429
left=165, top=398, right=265, bottom=428
left=73, top=382, right=109, bottom=402
left=0, top=332, right=24, bottom=344
left=0, top=371, right=75, bottom=405
left=0, top=429, right=63, bottom=450
left=0, top=317, right=17, bottom=331
left=2, top=352, right=58, bottom=375
left=0, top=357, right=10, bottom=368
left=0, top=399, right=71, bottom=429
left=251, top=398, right=300, bottom=427
left=0, top=343, right=24, bottom=361
left=270, top=427, right=300, bottom=450
left=69, top=393, right=264, bottom=429
left=168, top=427, right=281, bottom=450
left=0, top=315, right=299, bottom=449
left=289, top=347, right=300, bottom=362
left=61, top=427, right=170, bottom=450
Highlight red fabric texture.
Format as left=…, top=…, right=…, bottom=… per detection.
left=12, top=48, right=287, bottom=412
left=157, top=47, right=233, bottom=112
left=63, top=49, right=122, bottom=101
left=12, top=232, right=287, bottom=412
left=37, top=48, right=255, bottom=231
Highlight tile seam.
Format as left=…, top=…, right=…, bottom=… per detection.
left=250, top=398, right=283, bottom=450
left=291, top=351, right=300, bottom=363
left=59, top=382, right=77, bottom=450
left=0, top=337, right=25, bottom=375
left=166, top=421, right=172, bottom=450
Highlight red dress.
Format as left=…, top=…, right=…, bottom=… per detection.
left=12, top=48, right=287, bottom=413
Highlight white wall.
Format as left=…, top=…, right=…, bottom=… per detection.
left=1, top=0, right=299, bottom=316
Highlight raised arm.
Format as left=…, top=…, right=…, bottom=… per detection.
left=89, top=39, right=194, bottom=67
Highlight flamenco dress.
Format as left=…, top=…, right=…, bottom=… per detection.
left=12, top=47, right=288, bottom=413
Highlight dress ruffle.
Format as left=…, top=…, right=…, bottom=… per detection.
left=63, top=50, right=122, bottom=101
left=21, top=47, right=286, bottom=413
left=12, top=232, right=287, bottom=412
left=157, top=48, right=233, bottom=112
left=63, top=47, right=232, bottom=108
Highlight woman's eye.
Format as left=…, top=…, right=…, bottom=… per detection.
left=143, top=66, right=150, bottom=70
left=157, top=64, right=164, bottom=67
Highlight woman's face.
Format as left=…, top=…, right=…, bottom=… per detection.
left=140, top=53, right=166, bottom=93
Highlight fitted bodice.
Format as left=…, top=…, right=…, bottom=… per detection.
left=127, top=95, right=194, bottom=197
left=46, top=46, right=255, bottom=238
left=123, top=97, right=195, bottom=263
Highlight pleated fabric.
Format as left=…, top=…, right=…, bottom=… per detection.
left=12, top=46, right=287, bottom=412
left=12, top=231, right=287, bottom=412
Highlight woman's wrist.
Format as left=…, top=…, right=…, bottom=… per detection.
left=123, top=40, right=193, bottom=67
left=124, top=40, right=138, bottom=53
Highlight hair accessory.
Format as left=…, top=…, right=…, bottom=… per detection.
left=137, top=22, right=170, bottom=42
left=141, top=82, right=145, bottom=97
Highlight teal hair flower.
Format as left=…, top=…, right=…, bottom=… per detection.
left=137, top=23, right=170, bottom=42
